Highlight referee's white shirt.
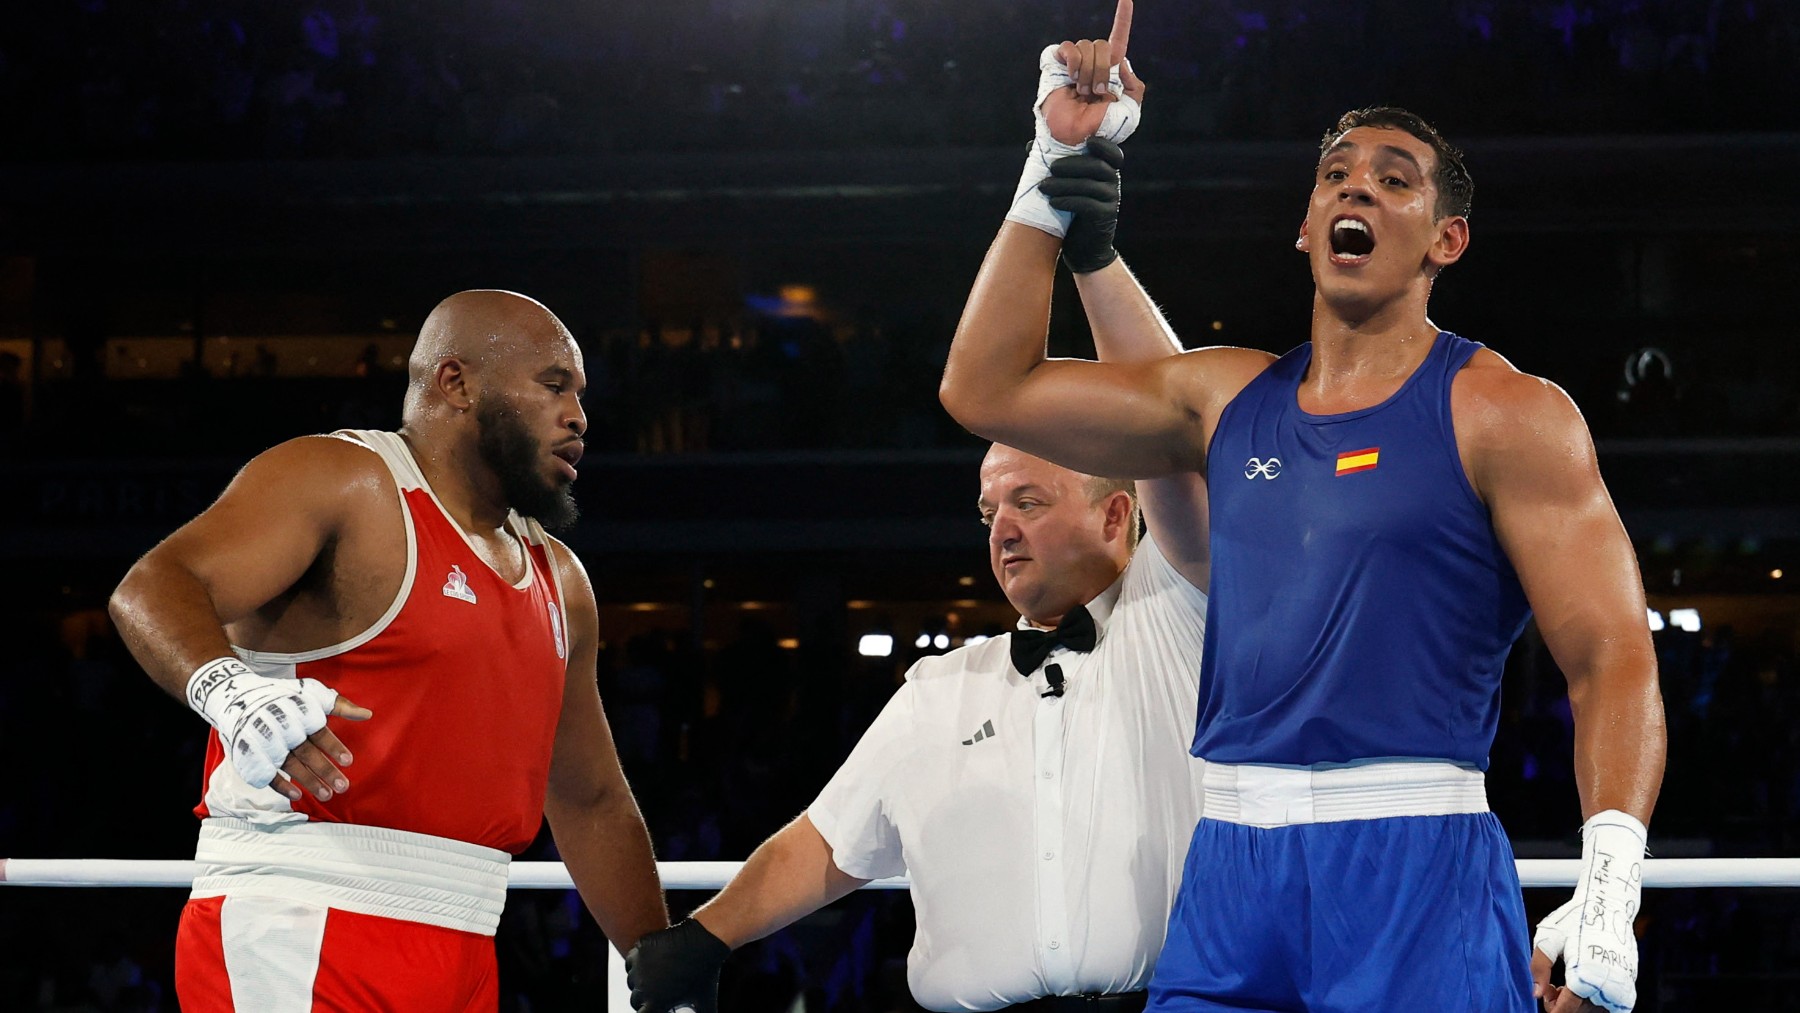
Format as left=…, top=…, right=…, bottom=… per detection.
left=809, top=536, right=1208, bottom=1012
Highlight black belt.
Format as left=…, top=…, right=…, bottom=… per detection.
left=1009, top=993, right=1148, bottom=1013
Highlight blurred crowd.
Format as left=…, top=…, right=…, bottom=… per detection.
left=4, top=0, right=1796, bottom=161
left=2, top=313, right=1795, bottom=463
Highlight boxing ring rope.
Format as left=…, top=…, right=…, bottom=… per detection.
left=0, top=858, right=907, bottom=891
left=8, top=856, right=1800, bottom=889
left=8, top=858, right=1800, bottom=1012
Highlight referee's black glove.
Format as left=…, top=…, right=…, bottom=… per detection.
left=624, top=918, right=730, bottom=1013
left=1038, top=136, right=1125, bottom=274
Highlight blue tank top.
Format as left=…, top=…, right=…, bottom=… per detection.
left=1195, top=331, right=1531, bottom=769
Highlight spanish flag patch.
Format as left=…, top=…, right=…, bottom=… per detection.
left=1335, top=447, right=1380, bottom=476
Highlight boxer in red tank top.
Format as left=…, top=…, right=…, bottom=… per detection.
left=110, top=290, right=668, bottom=1011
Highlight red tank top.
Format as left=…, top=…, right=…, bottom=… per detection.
left=195, top=430, right=568, bottom=854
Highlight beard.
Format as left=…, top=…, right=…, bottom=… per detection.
left=475, top=396, right=580, bottom=530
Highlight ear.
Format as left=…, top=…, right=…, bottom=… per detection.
left=1101, top=490, right=1134, bottom=544
left=1428, top=215, right=1470, bottom=270
left=434, top=357, right=476, bottom=413
left=1295, top=218, right=1311, bottom=253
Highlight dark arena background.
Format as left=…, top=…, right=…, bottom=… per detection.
left=2, top=2, right=1799, bottom=1010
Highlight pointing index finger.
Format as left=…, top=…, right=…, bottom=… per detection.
left=1108, top=0, right=1134, bottom=63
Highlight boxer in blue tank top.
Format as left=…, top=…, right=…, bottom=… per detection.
left=943, top=11, right=1665, bottom=1010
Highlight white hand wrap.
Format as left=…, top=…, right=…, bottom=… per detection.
left=1533, top=809, right=1647, bottom=1013
left=1005, top=44, right=1143, bottom=238
left=186, top=656, right=338, bottom=790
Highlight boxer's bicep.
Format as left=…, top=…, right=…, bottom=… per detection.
left=1473, top=375, right=1649, bottom=681
left=151, top=437, right=371, bottom=623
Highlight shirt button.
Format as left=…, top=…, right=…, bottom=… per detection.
left=1042, top=851, right=1054, bottom=861
left=1048, top=940, right=1061, bottom=950
left=1042, top=771, right=1054, bottom=780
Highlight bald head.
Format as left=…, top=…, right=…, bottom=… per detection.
left=397, top=290, right=589, bottom=528
left=404, top=290, right=579, bottom=422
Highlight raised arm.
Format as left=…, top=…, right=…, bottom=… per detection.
left=1078, top=258, right=1213, bottom=586
left=941, top=224, right=1214, bottom=479
left=543, top=541, right=669, bottom=955
left=941, top=3, right=1266, bottom=482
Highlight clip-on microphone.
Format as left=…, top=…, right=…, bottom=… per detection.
left=1041, top=663, right=1066, bottom=698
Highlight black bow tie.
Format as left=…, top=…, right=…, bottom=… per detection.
left=1010, top=604, right=1097, bottom=675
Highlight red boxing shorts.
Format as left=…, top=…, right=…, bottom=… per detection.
left=174, top=818, right=513, bottom=1012
left=176, top=895, right=498, bottom=1011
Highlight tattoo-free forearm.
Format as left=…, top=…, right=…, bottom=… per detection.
left=1566, top=645, right=1666, bottom=826
left=549, top=790, right=669, bottom=954
left=691, top=814, right=866, bottom=949
left=110, top=553, right=241, bottom=701
left=1076, top=258, right=1183, bottom=363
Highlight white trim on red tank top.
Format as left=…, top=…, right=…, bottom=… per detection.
left=372, top=429, right=568, bottom=636
left=231, top=430, right=564, bottom=667
left=232, top=433, right=422, bottom=667
left=375, top=428, right=535, bottom=592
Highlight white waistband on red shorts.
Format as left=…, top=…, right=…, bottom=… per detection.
left=190, top=817, right=511, bottom=936
left=1202, top=760, right=1489, bottom=828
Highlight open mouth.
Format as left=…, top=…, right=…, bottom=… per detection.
left=1328, top=216, right=1375, bottom=264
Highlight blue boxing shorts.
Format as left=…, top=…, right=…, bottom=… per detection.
left=1148, top=811, right=1533, bottom=1012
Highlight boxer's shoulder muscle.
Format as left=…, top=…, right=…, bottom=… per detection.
left=233, top=433, right=402, bottom=540
left=223, top=434, right=408, bottom=652
left=1177, top=344, right=1279, bottom=448
left=1448, top=348, right=1593, bottom=504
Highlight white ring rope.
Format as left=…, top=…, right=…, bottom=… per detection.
left=9, top=855, right=1796, bottom=1013
left=5, top=857, right=1800, bottom=890
left=0, top=858, right=911, bottom=891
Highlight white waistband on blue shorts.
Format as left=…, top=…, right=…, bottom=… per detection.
left=1202, top=760, right=1488, bottom=828
left=190, top=817, right=511, bottom=936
